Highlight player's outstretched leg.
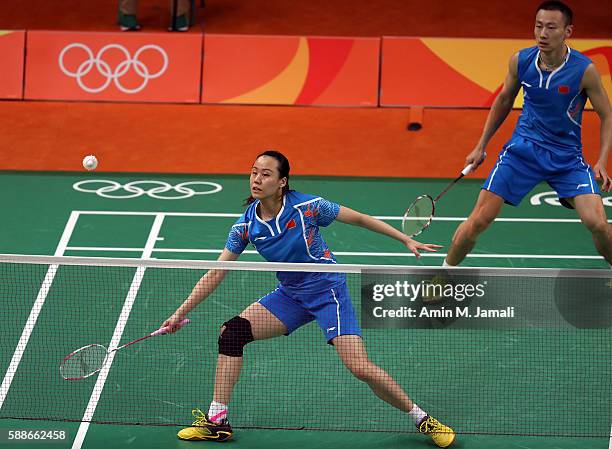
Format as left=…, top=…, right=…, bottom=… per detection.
left=334, top=335, right=455, bottom=447
left=177, top=408, right=233, bottom=441
left=177, top=315, right=254, bottom=441
left=445, top=190, right=503, bottom=266
left=417, top=415, right=456, bottom=448
left=178, top=304, right=287, bottom=441
left=573, top=195, right=612, bottom=265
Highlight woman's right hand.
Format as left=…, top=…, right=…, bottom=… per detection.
left=162, top=313, right=187, bottom=333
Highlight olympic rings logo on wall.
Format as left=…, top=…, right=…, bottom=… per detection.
left=59, top=43, right=169, bottom=94
left=73, top=180, right=223, bottom=199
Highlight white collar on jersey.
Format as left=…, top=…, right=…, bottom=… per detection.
left=254, top=195, right=286, bottom=236
left=534, top=45, right=571, bottom=89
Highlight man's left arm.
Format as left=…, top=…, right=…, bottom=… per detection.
left=583, top=63, right=612, bottom=192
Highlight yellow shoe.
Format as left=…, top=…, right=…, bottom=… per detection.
left=421, top=274, right=450, bottom=304
left=177, top=408, right=233, bottom=441
left=418, top=415, right=455, bottom=448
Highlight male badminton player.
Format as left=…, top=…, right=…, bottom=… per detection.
left=164, top=150, right=455, bottom=447
left=444, top=1, right=612, bottom=268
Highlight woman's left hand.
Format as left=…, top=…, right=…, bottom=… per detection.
left=405, top=238, right=443, bottom=258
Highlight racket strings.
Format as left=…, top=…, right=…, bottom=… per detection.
left=402, top=196, right=435, bottom=237
left=61, top=345, right=108, bottom=379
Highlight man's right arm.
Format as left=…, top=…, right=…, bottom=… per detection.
left=466, top=52, right=522, bottom=168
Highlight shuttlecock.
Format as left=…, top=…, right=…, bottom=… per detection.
left=83, top=155, right=98, bottom=171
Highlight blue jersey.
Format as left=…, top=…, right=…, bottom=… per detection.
left=225, top=191, right=344, bottom=289
left=514, top=45, right=592, bottom=154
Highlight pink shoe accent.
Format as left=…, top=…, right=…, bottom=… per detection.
left=210, top=410, right=227, bottom=423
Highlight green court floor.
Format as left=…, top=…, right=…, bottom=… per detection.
left=2, top=171, right=611, bottom=267
left=1, top=171, right=610, bottom=449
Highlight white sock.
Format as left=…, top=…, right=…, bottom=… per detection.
left=408, top=404, right=428, bottom=426
left=442, top=258, right=455, bottom=267
left=208, top=401, right=228, bottom=423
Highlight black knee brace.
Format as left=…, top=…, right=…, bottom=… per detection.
left=218, top=316, right=254, bottom=357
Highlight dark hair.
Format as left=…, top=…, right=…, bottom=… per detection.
left=536, top=1, right=573, bottom=26
left=244, top=150, right=291, bottom=205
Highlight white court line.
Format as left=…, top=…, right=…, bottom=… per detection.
left=66, top=247, right=144, bottom=252
left=76, top=211, right=241, bottom=217
left=0, top=265, right=58, bottom=409
left=65, top=246, right=606, bottom=260
left=0, top=211, right=79, bottom=410
left=382, top=217, right=612, bottom=223
left=71, top=214, right=164, bottom=449
left=72, top=210, right=612, bottom=223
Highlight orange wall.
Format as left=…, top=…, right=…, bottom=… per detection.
left=381, top=37, right=612, bottom=108
left=0, top=30, right=25, bottom=99
left=3, top=30, right=610, bottom=107
left=202, top=34, right=380, bottom=106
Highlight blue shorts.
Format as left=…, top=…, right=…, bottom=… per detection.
left=258, top=281, right=361, bottom=344
left=483, top=136, right=600, bottom=208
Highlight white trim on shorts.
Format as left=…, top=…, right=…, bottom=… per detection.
left=331, top=288, right=341, bottom=339
left=486, top=143, right=515, bottom=191
left=577, top=157, right=595, bottom=194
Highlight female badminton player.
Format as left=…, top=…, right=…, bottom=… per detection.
left=163, top=150, right=455, bottom=447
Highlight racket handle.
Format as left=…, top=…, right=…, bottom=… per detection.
left=461, top=151, right=487, bottom=176
left=152, top=318, right=190, bottom=336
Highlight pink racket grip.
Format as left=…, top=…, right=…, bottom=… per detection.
left=152, top=318, right=191, bottom=336
left=461, top=151, right=487, bottom=176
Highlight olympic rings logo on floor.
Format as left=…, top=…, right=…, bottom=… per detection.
left=73, top=180, right=223, bottom=199
left=530, top=191, right=612, bottom=207
left=58, top=43, right=168, bottom=94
